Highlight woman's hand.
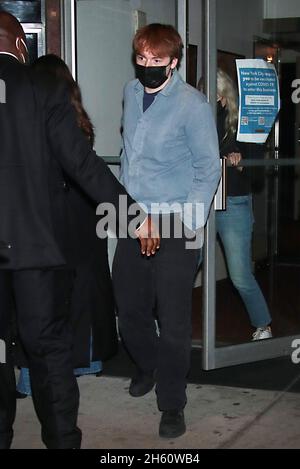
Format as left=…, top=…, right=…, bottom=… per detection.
left=226, top=152, right=243, bottom=171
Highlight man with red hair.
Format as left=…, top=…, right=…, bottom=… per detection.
left=113, top=23, right=220, bottom=438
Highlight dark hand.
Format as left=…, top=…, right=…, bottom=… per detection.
left=136, top=216, right=160, bottom=256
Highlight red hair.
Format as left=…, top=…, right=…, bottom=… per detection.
left=133, top=23, right=183, bottom=62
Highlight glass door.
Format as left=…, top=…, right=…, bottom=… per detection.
left=198, top=0, right=300, bottom=369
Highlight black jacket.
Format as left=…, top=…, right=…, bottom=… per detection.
left=0, top=54, right=136, bottom=270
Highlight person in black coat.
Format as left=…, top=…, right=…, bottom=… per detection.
left=15, top=55, right=118, bottom=395
left=0, top=12, right=159, bottom=449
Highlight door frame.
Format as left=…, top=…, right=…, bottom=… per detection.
left=202, top=0, right=300, bottom=370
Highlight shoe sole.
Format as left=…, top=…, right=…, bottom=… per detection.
left=129, top=382, right=155, bottom=397
left=159, top=426, right=186, bottom=439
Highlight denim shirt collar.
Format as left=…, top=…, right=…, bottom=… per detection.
left=134, top=69, right=182, bottom=98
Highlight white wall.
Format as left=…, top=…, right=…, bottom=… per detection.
left=77, top=0, right=132, bottom=157
left=264, top=0, right=300, bottom=18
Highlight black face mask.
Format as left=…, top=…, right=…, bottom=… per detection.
left=136, top=62, right=172, bottom=89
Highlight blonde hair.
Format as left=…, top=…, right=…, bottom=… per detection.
left=217, top=69, right=239, bottom=137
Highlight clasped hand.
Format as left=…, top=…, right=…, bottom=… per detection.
left=135, top=216, right=160, bottom=256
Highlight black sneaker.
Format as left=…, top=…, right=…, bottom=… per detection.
left=129, top=371, right=155, bottom=397
left=159, top=410, right=186, bottom=438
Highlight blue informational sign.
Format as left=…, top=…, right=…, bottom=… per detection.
left=236, top=59, right=280, bottom=143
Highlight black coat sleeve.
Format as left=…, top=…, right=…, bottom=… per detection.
left=45, top=82, right=146, bottom=235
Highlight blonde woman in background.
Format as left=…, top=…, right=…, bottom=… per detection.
left=200, top=69, right=272, bottom=341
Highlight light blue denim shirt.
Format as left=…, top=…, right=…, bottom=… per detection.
left=120, top=70, right=221, bottom=231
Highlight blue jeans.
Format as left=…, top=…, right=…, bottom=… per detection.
left=216, top=195, right=271, bottom=328
left=16, top=367, right=31, bottom=395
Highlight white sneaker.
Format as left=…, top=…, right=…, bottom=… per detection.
left=252, top=326, right=272, bottom=341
